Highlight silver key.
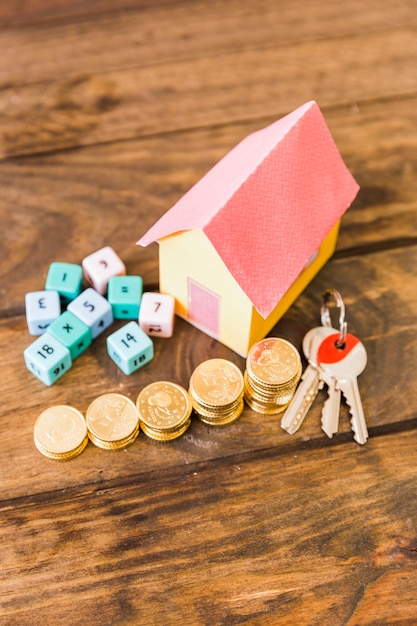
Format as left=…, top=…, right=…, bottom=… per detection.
left=320, top=373, right=341, bottom=438
left=281, top=326, right=336, bottom=434
left=317, top=333, right=368, bottom=445
left=305, top=329, right=341, bottom=438
left=280, top=364, right=322, bottom=434
left=301, top=326, right=337, bottom=364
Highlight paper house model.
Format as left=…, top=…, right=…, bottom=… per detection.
left=137, top=101, right=359, bottom=356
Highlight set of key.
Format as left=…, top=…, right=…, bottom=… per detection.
left=281, top=290, right=368, bottom=445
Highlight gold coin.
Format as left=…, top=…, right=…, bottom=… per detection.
left=243, top=371, right=298, bottom=405
left=34, top=405, right=88, bottom=460
left=190, top=395, right=242, bottom=418
left=35, top=436, right=89, bottom=460
left=88, top=425, right=139, bottom=450
left=245, top=363, right=302, bottom=393
left=196, top=399, right=244, bottom=426
left=246, top=338, right=301, bottom=387
left=188, top=385, right=242, bottom=414
left=189, top=359, right=244, bottom=407
left=86, top=393, right=139, bottom=443
left=136, top=381, right=192, bottom=430
left=140, top=418, right=191, bottom=441
left=244, top=395, right=290, bottom=415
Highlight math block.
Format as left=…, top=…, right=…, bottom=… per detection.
left=139, top=292, right=175, bottom=338
left=82, top=246, right=126, bottom=295
left=48, top=310, right=92, bottom=359
left=67, top=288, right=113, bottom=339
left=106, top=321, right=153, bottom=375
left=45, top=262, right=83, bottom=301
left=108, top=275, right=143, bottom=319
left=25, top=290, right=61, bottom=336
left=24, top=333, right=72, bottom=386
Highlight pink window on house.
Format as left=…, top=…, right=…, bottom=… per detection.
left=187, top=278, right=220, bottom=336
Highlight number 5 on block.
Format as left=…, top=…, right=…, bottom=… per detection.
left=139, top=292, right=175, bottom=338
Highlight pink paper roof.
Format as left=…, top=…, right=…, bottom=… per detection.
left=138, top=101, right=359, bottom=318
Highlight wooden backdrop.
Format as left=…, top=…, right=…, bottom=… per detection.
left=1, top=1, right=417, bottom=624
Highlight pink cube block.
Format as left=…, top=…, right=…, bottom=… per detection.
left=82, top=246, right=126, bottom=295
left=139, top=292, right=175, bottom=338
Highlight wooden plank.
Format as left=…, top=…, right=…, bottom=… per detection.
left=2, top=1, right=416, bottom=623
left=2, top=242, right=417, bottom=501
left=2, top=429, right=417, bottom=624
left=1, top=27, right=417, bottom=158
left=2, top=0, right=417, bottom=84
left=2, top=96, right=417, bottom=308
left=0, top=0, right=185, bottom=25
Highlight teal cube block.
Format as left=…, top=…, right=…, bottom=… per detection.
left=45, top=262, right=83, bottom=301
left=106, top=321, right=153, bottom=375
left=24, top=333, right=72, bottom=386
left=108, top=275, right=143, bottom=319
left=48, top=310, right=92, bottom=359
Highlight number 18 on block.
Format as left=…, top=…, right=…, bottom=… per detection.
left=23, top=334, right=72, bottom=386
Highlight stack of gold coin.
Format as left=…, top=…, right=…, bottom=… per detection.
left=244, top=337, right=302, bottom=414
left=86, top=393, right=139, bottom=450
left=34, top=405, right=88, bottom=460
left=189, top=358, right=244, bottom=426
left=136, top=381, right=192, bottom=441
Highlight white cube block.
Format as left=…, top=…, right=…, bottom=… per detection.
left=82, top=246, right=126, bottom=295
left=138, top=292, right=175, bottom=338
left=67, top=288, right=113, bottom=339
left=25, top=290, right=61, bottom=335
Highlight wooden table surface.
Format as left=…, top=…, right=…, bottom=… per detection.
left=2, top=1, right=417, bottom=624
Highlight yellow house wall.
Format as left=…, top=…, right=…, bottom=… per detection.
left=158, top=230, right=253, bottom=355
left=158, top=221, right=341, bottom=357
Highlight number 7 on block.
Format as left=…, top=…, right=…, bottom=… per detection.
left=138, top=292, right=175, bottom=338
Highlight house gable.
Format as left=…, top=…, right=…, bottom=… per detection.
left=158, top=230, right=254, bottom=354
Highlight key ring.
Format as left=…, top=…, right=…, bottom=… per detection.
left=320, top=288, right=347, bottom=348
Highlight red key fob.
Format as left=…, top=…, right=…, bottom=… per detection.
left=316, top=332, right=360, bottom=366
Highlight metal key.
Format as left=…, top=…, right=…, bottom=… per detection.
left=320, top=374, right=341, bottom=438
left=280, top=326, right=336, bottom=434
left=304, top=328, right=342, bottom=438
left=317, top=332, right=368, bottom=445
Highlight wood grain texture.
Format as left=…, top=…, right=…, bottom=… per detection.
left=2, top=431, right=417, bottom=625
left=2, top=0, right=416, bottom=85
left=1, top=0, right=417, bottom=623
left=1, top=26, right=417, bottom=157
left=1, top=244, right=417, bottom=503
left=2, top=96, right=417, bottom=311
